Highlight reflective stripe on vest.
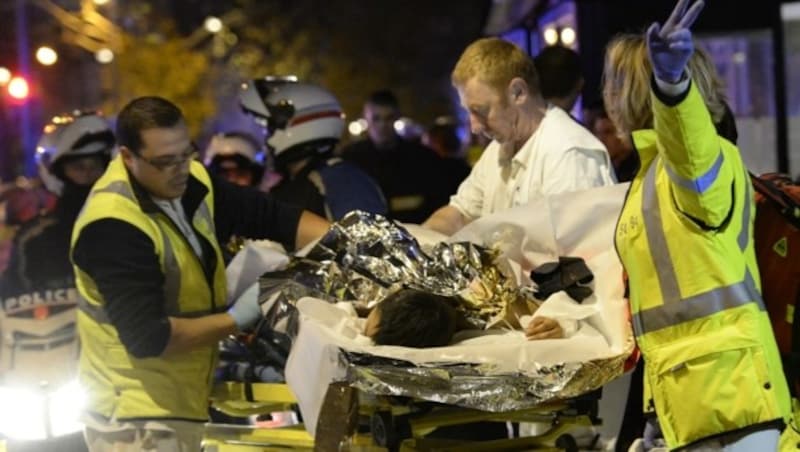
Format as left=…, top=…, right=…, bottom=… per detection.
left=78, top=294, right=111, bottom=324
left=631, top=158, right=764, bottom=336
left=78, top=180, right=215, bottom=322
left=664, top=151, right=725, bottom=194
left=78, top=293, right=212, bottom=324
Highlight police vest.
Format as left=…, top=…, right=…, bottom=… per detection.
left=71, top=156, right=227, bottom=421
left=619, top=85, right=791, bottom=449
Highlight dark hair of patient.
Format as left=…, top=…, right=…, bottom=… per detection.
left=372, top=289, right=457, bottom=348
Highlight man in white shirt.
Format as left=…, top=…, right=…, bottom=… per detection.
left=423, top=38, right=615, bottom=235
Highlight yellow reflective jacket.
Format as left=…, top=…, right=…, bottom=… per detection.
left=618, top=82, right=791, bottom=449
left=71, top=156, right=227, bottom=421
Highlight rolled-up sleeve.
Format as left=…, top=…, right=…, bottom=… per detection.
left=211, top=175, right=303, bottom=250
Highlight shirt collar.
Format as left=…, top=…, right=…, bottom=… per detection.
left=508, top=104, right=552, bottom=169
left=126, top=166, right=209, bottom=217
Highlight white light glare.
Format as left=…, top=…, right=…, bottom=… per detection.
left=0, top=386, right=47, bottom=440
left=96, top=48, right=115, bottom=64
left=8, top=76, right=29, bottom=100
left=0, top=67, right=10, bottom=85
left=0, top=379, right=86, bottom=440
left=36, top=46, right=58, bottom=66
left=49, top=379, right=86, bottom=437
left=204, top=16, right=223, bottom=34
left=393, top=119, right=407, bottom=134
left=348, top=119, right=367, bottom=136
left=543, top=27, right=559, bottom=45
left=560, top=27, right=576, bottom=46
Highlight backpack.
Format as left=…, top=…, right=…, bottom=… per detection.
left=751, top=173, right=800, bottom=396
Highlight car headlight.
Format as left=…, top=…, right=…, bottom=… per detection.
left=0, top=379, right=86, bottom=440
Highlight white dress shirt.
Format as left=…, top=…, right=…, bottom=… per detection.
left=450, top=105, right=616, bottom=220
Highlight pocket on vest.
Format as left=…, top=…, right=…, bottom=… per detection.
left=647, top=332, right=778, bottom=447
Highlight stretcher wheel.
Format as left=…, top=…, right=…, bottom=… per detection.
left=370, top=411, right=398, bottom=450
left=555, top=433, right=579, bottom=452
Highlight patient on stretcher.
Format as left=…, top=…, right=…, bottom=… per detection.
left=359, top=287, right=566, bottom=348
left=363, top=289, right=458, bottom=348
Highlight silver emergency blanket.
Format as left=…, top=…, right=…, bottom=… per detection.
left=259, top=184, right=633, bottom=434
left=258, top=210, right=532, bottom=337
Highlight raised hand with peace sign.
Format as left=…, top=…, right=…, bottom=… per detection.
left=646, top=0, right=705, bottom=84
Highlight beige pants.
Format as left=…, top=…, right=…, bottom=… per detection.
left=84, top=420, right=205, bottom=452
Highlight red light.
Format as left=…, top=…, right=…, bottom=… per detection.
left=7, top=76, right=29, bottom=100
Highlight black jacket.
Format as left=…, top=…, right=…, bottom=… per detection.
left=71, top=171, right=303, bottom=358
left=1, top=184, right=89, bottom=304
left=341, top=138, right=460, bottom=223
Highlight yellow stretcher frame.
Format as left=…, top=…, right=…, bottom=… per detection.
left=204, top=382, right=600, bottom=451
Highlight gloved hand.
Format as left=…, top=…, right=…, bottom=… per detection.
left=646, top=0, right=705, bottom=83
left=227, top=282, right=262, bottom=330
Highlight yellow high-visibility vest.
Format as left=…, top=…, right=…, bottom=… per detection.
left=71, top=156, right=227, bottom=421
left=619, top=83, right=791, bottom=449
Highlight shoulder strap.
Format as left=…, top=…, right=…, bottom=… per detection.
left=750, top=172, right=800, bottom=228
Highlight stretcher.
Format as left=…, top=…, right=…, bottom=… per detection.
left=204, top=381, right=603, bottom=452
left=205, top=184, right=633, bottom=451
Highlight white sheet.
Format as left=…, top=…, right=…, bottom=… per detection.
left=225, top=240, right=288, bottom=303
left=285, top=183, right=633, bottom=434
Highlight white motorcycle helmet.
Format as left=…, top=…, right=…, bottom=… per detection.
left=239, top=77, right=344, bottom=170
left=36, top=111, right=114, bottom=195
left=203, top=131, right=266, bottom=186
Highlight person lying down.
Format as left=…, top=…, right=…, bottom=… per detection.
left=345, top=287, right=568, bottom=349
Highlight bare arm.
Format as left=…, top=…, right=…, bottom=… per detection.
left=161, top=313, right=239, bottom=356
left=295, top=210, right=331, bottom=250
left=422, top=205, right=468, bottom=236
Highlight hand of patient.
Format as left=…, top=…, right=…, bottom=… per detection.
left=524, top=316, right=564, bottom=340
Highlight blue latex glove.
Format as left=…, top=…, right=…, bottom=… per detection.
left=646, top=0, right=705, bottom=83
left=227, top=282, right=262, bottom=330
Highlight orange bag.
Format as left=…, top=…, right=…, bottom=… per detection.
left=752, top=173, right=800, bottom=395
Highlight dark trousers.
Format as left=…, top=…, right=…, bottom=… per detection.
left=615, top=359, right=645, bottom=452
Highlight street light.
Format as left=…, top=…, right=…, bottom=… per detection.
left=348, top=119, right=367, bottom=136
left=543, top=27, right=558, bottom=46
left=204, top=16, right=223, bottom=34
left=7, top=76, right=30, bottom=100
left=95, top=48, right=114, bottom=64
left=0, top=67, right=11, bottom=85
left=35, top=46, right=58, bottom=66
left=560, top=27, right=576, bottom=46
left=93, top=0, right=110, bottom=5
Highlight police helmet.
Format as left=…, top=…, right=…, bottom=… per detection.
left=239, top=77, right=344, bottom=169
left=36, top=111, right=114, bottom=194
left=204, top=132, right=266, bottom=186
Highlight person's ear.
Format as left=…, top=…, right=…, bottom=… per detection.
left=119, top=146, right=135, bottom=169
left=507, top=77, right=528, bottom=105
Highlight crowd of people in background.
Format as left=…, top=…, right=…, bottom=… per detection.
left=0, top=1, right=797, bottom=448
left=0, top=38, right=674, bottom=273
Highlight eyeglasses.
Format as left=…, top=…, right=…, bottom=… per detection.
left=135, top=143, right=198, bottom=171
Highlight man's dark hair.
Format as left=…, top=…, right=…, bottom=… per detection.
left=366, top=89, right=400, bottom=110
left=372, top=289, right=457, bottom=348
left=534, top=46, right=583, bottom=100
left=116, top=96, right=184, bottom=154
